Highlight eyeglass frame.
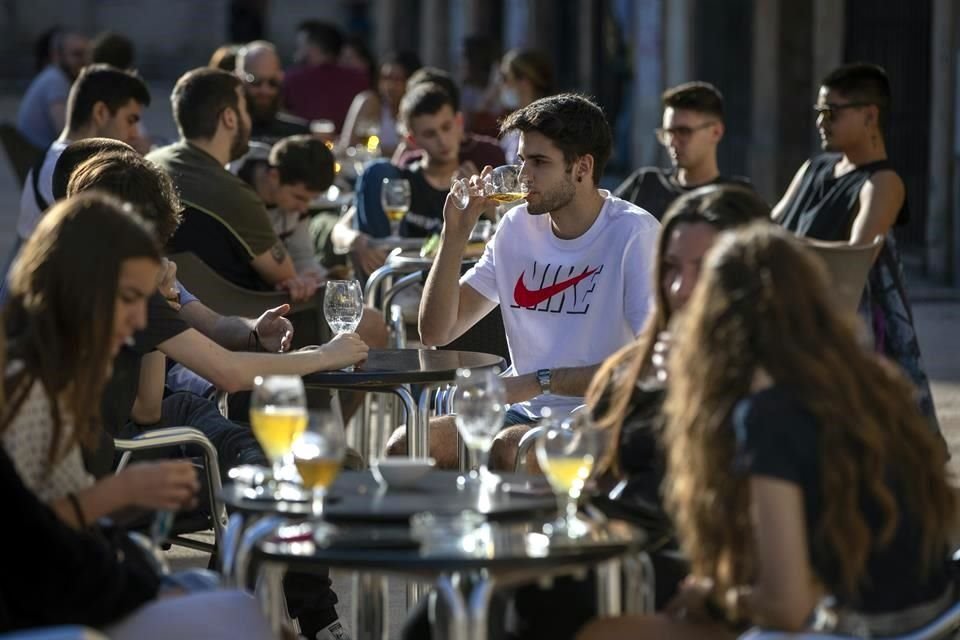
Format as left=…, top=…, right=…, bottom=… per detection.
left=812, top=102, right=873, bottom=120
left=242, top=73, right=282, bottom=90
left=654, top=121, right=718, bottom=145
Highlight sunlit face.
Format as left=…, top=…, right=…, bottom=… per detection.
left=378, top=63, right=409, bottom=108
left=516, top=130, right=577, bottom=215
left=659, top=107, right=721, bottom=170
left=242, top=50, right=284, bottom=122
left=273, top=179, right=319, bottom=216
left=661, top=222, right=719, bottom=315
left=111, top=257, right=160, bottom=356
left=98, top=99, right=144, bottom=146
left=815, top=86, right=873, bottom=152
left=407, top=104, right=462, bottom=165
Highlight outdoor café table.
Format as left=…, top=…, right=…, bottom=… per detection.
left=301, top=348, right=505, bottom=462
left=229, top=470, right=650, bottom=640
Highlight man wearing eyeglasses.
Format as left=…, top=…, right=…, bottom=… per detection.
left=615, top=81, right=749, bottom=220
left=235, top=41, right=311, bottom=145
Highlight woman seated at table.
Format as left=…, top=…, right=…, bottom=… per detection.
left=578, top=224, right=957, bottom=639
left=1, top=192, right=198, bottom=527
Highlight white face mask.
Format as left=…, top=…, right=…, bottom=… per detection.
left=501, top=86, right=521, bottom=110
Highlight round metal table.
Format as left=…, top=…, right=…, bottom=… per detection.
left=301, top=348, right=504, bottom=461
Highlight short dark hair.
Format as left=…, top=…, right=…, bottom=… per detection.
left=67, top=151, right=183, bottom=246
left=171, top=67, right=243, bottom=140
left=297, top=20, right=343, bottom=56
left=821, top=63, right=891, bottom=130
left=51, top=138, right=136, bottom=200
left=269, top=135, right=335, bottom=192
left=407, top=66, right=460, bottom=112
left=91, top=31, right=135, bottom=69
left=399, top=82, right=457, bottom=130
left=500, top=93, right=612, bottom=184
left=501, top=49, right=554, bottom=97
left=209, top=44, right=241, bottom=72
left=65, top=64, right=150, bottom=132
left=661, top=81, right=724, bottom=120
left=382, top=50, right=422, bottom=79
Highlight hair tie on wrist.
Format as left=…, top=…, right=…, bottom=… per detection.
left=66, top=492, right=87, bottom=528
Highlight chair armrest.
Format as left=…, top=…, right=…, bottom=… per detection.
left=515, top=425, right=545, bottom=472
left=0, top=628, right=108, bottom=640
left=114, top=426, right=215, bottom=453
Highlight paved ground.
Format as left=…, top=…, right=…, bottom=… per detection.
left=1, top=88, right=958, bottom=638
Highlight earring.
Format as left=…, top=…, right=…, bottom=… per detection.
left=577, top=175, right=583, bottom=183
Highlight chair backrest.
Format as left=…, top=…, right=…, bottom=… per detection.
left=442, top=304, right=511, bottom=365
left=169, top=250, right=306, bottom=319
left=801, top=236, right=883, bottom=316
left=0, top=122, right=42, bottom=184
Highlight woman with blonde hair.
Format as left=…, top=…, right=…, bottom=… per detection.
left=579, top=224, right=957, bottom=638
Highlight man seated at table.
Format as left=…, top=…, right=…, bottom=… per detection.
left=386, top=93, right=659, bottom=469
left=331, top=82, right=469, bottom=278
left=235, top=40, right=311, bottom=145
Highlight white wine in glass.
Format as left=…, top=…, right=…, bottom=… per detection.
left=250, top=375, right=308, bottom=498
left=381, top=178, right=412, bottom=238
left=450, top=164, right=527, bottom=209
left=292, top=411, right=346, bottom=538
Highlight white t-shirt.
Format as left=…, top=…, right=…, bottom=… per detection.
left=462, top=190, right=659, bottom=419
left=17, top=139, right=70, bottom=240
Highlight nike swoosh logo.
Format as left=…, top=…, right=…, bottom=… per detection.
left=513, top=267, right=599, bottom=308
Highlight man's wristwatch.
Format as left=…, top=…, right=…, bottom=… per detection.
left=536, top=368, right=552, bottom=395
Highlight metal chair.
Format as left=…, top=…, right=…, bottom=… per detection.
left=801, top=235, right=884, bottom=316
left=114, top=426, right=228, bottom=555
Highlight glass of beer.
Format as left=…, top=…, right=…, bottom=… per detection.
left=292, top=410, right=346, bottom=533
left=450, top=164, right=527, bottom=209
left=250, top=375, right=308, bottom=498
left=381, top=178, right=411, bottom=238
left=535, top=412, right=608, bottom=538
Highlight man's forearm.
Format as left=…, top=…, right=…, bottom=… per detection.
left=209, top=315, right=257, bottom=351
left=419, top=229, right=469, bottom=346
left=506, top=364, right=602, bottom=405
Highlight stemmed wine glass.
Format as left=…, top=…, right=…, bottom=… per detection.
left=323, top=280, right=364, bottom=370
left=292, top=409, right=346, bottom=539
left=381, top=178, right=412, bottom=238
left=535, top=412, right=609, bottom=538
left=450, top=164, right=527, bottom=209
left=453, top=367, right=506, bottom=489
left=250, top=375, right=308, bottom=499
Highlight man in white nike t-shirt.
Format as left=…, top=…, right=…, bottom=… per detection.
left=386, top=93, right=659, bottom=469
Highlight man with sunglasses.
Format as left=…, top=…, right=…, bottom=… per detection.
left=773, top=63, right=943, bottom=441
left=615, top=81, right=749, bottom=220
left=235, top=41, right=310, bottom=145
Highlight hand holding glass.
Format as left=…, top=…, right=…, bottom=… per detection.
left=250, top=375, right=308, bottom=498
left=451, top=164, right=527, bottom=210
left=381, top=178, right=411, bottom=238
left=453, top=367, right=506, bottom=488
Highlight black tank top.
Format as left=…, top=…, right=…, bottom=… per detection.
left=778, top=153, right=907, bottom=241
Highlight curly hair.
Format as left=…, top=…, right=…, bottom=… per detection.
left=587, top=184, right=770, bottom=474
left=663, top=223, right=956, bottom=605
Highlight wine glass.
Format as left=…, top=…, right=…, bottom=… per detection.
left=323, top=280, right=364, bottom=370
left=535, top=412, right=608, bottom=538
left=450, top=164, right=527, bottom=210
left=292, top=410, right=346, bottom=539
left=453, top=367, right=506, bottom=489
left=381, top=178, right=412, bottom=238
left=250, top=375, right=308, bottom=499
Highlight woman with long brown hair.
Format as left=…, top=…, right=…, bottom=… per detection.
left=1, top=192, right=198, bottom=526
left=579, top=224, right=957, bottom=638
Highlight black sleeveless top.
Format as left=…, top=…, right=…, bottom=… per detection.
left=778, top=153, right=908, bottom=240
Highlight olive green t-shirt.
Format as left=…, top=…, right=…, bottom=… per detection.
left=148, top=141, right=278, bottom=290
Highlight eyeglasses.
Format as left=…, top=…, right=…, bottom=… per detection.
left=243, top=73, right=281, bottom=89
left=654, top=122, right=717, bottom=145
left=812, top=102, right=871, bottom=119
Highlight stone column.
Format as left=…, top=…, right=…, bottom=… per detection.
left=630, top=0, right=664, bottom=169
left=749, top=0, right=781, bottom=201
left=419, top=0, right=450, bottom=69
left=929, top=0, right=958, bottom=281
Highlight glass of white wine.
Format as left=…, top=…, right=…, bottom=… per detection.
left=250, top=375, right=308, bottom=499
left=292, top=410, right=346, bottom=537
left=535, top=412, right=608, bottom=538
left=450, top=164, right=527, bottom=210
left=453, top=367, right=506, bottom=490
left=381, top=178, right=411, bottom=238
